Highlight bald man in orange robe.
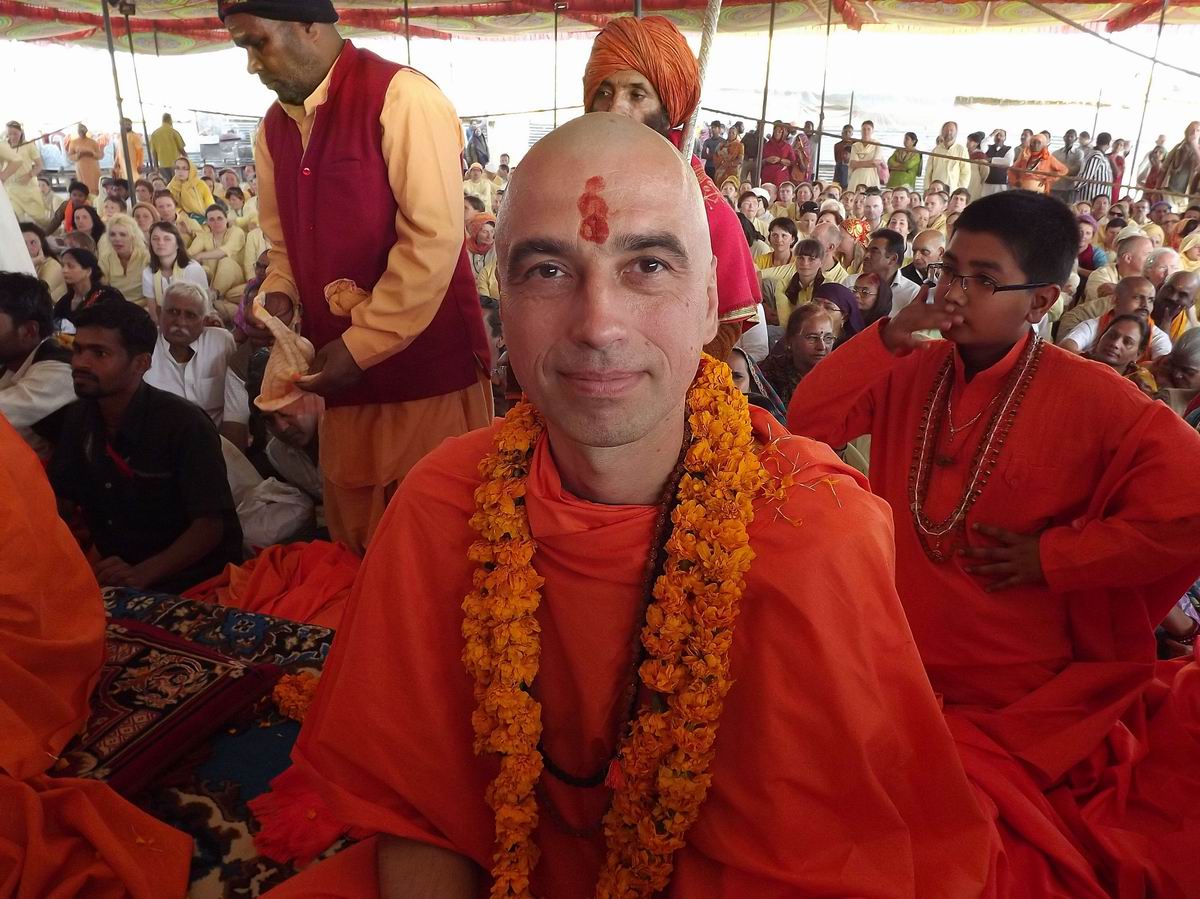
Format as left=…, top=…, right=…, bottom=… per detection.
left=0, top=416, right=192, bottom=897
left=789, top=190, right=1200, bottom=897
left=262, top=113, right=994, bottom=897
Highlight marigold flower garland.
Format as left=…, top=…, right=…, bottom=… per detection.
left=462, top=354, right=768, bottom=898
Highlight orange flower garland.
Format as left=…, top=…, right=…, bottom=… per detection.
left=272, top=671, right=321, bottom=722
left=462, top=354, right=768, bottom=898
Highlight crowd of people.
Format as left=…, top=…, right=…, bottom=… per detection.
left=2, top=3, right=1200, bottom=897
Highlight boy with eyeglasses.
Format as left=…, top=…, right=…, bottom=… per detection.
left=788, top=188, right=1200, bottom=896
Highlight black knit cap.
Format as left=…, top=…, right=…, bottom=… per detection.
left=218, top=0, right=338, bottom=23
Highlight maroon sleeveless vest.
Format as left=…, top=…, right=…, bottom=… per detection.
left=262, top=42, right=489, bottom=409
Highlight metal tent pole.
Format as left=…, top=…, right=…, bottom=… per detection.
left=754, top=0, right=777, bottom=186
left=553, top=3, right=561, bottom=127
left=1128, top=0, right=1168, bottom=198
left=122, top=12, right=152, bottom=176
left=100, top=0, right=134, bottom=187
left=403, top=0, right=412, bottom=64
left=683, top=0, right=724, bottom=160
left=634, top=0, right=643, bottom=16
left=814, top=0, right=833, bottom=178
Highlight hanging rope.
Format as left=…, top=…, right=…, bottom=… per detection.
left=682, top=0, right=723, bottom=160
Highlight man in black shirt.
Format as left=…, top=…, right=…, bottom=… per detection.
left=49, top=301, right=242, bottom=593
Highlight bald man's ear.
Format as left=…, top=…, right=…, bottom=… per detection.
left=703, top=255, right=719, bottom=343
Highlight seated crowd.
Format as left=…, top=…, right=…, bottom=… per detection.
left=3, top=34, right=1200, bottom=890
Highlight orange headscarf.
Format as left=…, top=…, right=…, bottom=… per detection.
left=466, top=212, right=497, bottom=256
left=582, top=16, right=700, bottom=131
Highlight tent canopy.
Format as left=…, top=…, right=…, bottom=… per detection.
left=1, top=0, right=1197, bottom=53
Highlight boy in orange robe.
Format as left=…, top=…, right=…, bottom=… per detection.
left=263, top=114, right=996, bottom=897
left=0, top=415, right=192, bottom=897
left=789, top=189, right=1200, bottom=897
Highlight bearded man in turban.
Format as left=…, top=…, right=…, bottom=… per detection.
left=582, top=15, right=761, bottom=363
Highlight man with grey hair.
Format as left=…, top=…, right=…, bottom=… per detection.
left=145, top=280, right=249, bottom=447
left=266, top=112, right=993, bottom=898
left=1144, top=246, right=1181, bottom=290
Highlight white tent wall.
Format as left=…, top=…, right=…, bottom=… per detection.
left=3, top=22, right=1195, bottom=171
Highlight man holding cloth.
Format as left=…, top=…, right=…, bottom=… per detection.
left=222, top=0, right=491, bottom=553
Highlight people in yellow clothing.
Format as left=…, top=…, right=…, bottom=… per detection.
left=0, top=139, right=43, bottom=225
left=149, top=113, right=187, bottom=178
left=462, top=162, right=497, bottom=212
left=768, top=181, right=797, bottom=221
left=475, top=256, right=498, bottom=301
left=224, top=0, right=492, bottom=554
left=112, top=118, right=145, bottom=180
left=97, top=214, right=150, bottom=305
left=168, top=157, right=215, bottom=219
left=153, top=189, right=202, bottom=242
left=754, top=217, right=798, bottom=321
left=189, top=205, right=247, bottom=317
left=925, top=122, right=970, bottom=193
left=241, top=226, right=268, bottom=282
left=1180, top=230, right=1200, bottom=273
left=774, top=237, right=828, bottom=327
left=19, top=223, right=66, bottom=301
left=67, top=125, right=102, bottom=196
left=225, top=187, right=259, bottom=232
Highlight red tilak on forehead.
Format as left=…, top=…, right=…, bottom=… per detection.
left=577, top=175, right=610, bottom=245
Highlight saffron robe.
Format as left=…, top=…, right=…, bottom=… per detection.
left=267, top=406, right=995, bottom=897
left=787, top=323, right=1200, bottom=897
left=0, top=416, right=192, bottom=898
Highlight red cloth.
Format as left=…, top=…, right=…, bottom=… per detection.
left=760, top=137, right=797, bottom=186
left=1111, top=153, right=1126, bottom=202
left=185, top=540, right=360, bottom=630
left=680, top=151, right=761, bottom=324
left=262, top=41, right=490, bottom=410
left=263, top=406, right=994, bottom=896
left=788, top=323, right=1200, bottom=897
left=0, top=416, right=192, bottom=898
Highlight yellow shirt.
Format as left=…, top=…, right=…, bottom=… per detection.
left=255, top=60, right=468, bottom=369
left=767, top=202, right=797, bottom=222
left=0, top=141, right=42, bottom=222
left=190, top=224, right=246, bottom=263
left=463, top=177, right=497, bottom=213
left=232, top=196, right=259, bottom=232
left=926, top=141, right=971, bottom=193
left=823, top=260, right=851, bottom=285
left=149, top=125, right=186, bottom=169
left=98, top=236, right=150, bottom=303
left=476, top=258, right=499, bottom=300
left=36, top=257, right=66, bottom=301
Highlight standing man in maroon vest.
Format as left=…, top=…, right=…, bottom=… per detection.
left=221, top=0, right=492, bottom=553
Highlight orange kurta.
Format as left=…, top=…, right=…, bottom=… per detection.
left=788, top=322, right=1200, bottom=897
left=0, top=417, right=192, bottom=897
left=267, top=407, right=994, bottom=897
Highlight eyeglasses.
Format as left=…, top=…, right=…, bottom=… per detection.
left=925, top=263, right=1054, bottom=300
left=851, top=286, right=878, bottom=298
left=801, top=333, right=837, bottom=346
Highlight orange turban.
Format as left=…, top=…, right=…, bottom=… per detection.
left=582, top=16, right=700, bottom=131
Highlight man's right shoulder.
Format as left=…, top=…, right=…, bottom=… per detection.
left=397, top=421, right=499, bottom=512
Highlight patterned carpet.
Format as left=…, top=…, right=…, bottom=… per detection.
left=97, top=588, right=349, bottom=897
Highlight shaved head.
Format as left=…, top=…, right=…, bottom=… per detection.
left=498, top=112, right=716, bottom=453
